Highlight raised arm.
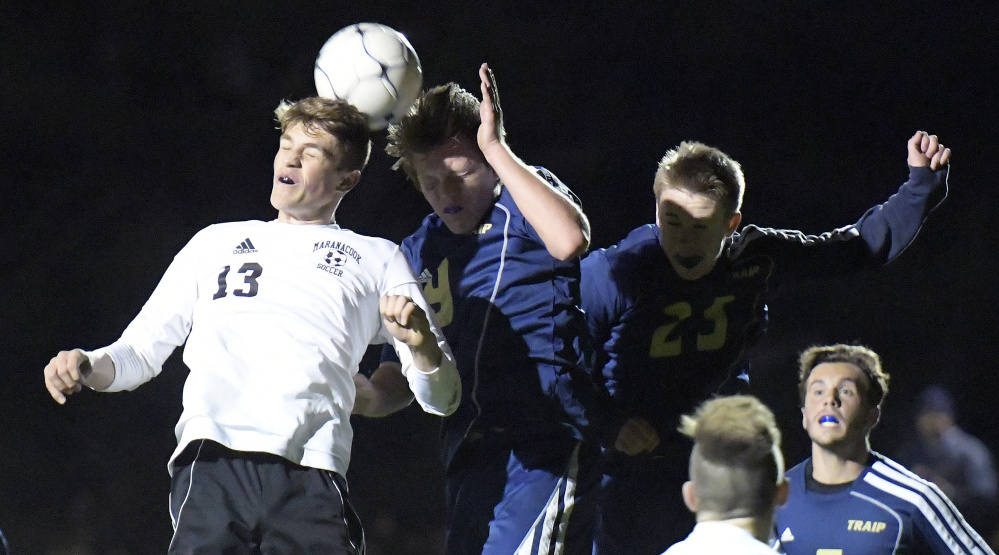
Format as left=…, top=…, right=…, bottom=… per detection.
left=476, top=63, right=590, bottom=260
left=855, top=131, right=951, bottom=261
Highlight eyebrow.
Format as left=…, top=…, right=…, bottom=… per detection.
left=279, top=135, right=332, bottom=155
left=808, top=377, right=859, bottom=389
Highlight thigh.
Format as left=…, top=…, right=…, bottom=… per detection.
left=259, top=467, right=364, bottom=555
left=445, top=442, right=512, bottom=555
left=594, top=455, right=693, bottom=555
left=484, top=439, right=596, bottom=555
left=168, top=440, right=256, bottom=555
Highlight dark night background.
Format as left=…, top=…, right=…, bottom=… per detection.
left=3, top=1, right=999, bottom=553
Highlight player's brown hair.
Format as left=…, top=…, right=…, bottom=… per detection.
left=679, top=395, right=783, bottom=519
left=274, top=97, right=371, bottom=172
left=655, top=142, right=745, bottom=217
left=797, top=344, right=890, bottom=409
left=386, top=83, right=500, bottom=187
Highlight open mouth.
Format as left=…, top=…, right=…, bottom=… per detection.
left=819, top=415, right=840, bottom=426
left=278, top=176, right=295, bottom=185
left=675, top=255, right=703, bottom=269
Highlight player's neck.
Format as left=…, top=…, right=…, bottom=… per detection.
left=811, top=443, right=869, bottom=485
left=700, top=515, right=772, bottom=543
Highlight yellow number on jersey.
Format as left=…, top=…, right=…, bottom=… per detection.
left=649, top=295, right=735, bottom=358
left=697, top=295, right=735, bottom=351
left=816, top=550, right=843, bottom=555
left=649, top=302, right=692, bottom=358
left=422, top=259, right=454, bottom=327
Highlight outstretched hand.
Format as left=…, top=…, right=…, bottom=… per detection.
left=908, top=131, right=951, bottom=170
left=44, top=349, right=91, bottom=404
left=477, top=63, right=505, bottom=155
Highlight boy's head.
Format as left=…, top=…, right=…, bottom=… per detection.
left=679, top=395, right=787, bottom=521
left=798, top=344, right=890, bottom=452
left=654, top=142, right=745, bottom=280
left=386, top=84, right=501, bottom=234
left=275, top=97, right=371, bottom=172
left=271, top=97, right=371, bottom=223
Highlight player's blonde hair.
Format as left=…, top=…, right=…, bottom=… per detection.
left=655, top=141, right=745, bottom=216
left=274, top=97, right=371, bottom=172
left=386, top=83, right=503, bottom=188
left=679, top=395, right=784, bottom=519
left=797, top=344, right=890, bottom=409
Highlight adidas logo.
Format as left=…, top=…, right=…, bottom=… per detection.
left=233, top=238, right=257, bottom=254
left=780, top=527, right=795, bottom=543
left=418, top=268, right=433, bottom=284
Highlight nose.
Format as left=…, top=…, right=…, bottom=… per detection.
left=280, top=150, right=301, bottom=168
left=824, top=389, right=841, bottom=407
left=677, top=228, right=698, bottom=245
left=440, top=174, right=463, bottom=198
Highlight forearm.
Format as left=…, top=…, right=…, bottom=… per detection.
left=409, top=337, right=443, bottom=373
left=81, top=350, right=116, bottom=391
left=483, top=143, right=590, bottom=259
left=405, top=349, right=460, bottom=416
left=857, top=165, right=948, bottom=260
left=353, top=363, right=415, bottom=417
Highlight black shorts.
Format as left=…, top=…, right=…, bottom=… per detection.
left=168, top=439, right=364, bottom=554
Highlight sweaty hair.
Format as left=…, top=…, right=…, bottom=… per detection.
left=679, top=395, right=784, bottom=519
left=274, top=97, right=371, bottom=172
left=797, top=344, right=890, bottom=409
left=386, top=82, right=497, bottom=186
left=655, top=141, right=745, bottom=216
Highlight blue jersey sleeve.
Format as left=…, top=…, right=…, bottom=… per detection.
left=855, top=165, right=948, bottom=261
left=580, top=249, right=620, bottom=355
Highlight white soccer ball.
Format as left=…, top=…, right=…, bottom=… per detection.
left=314, top=23, right=423, bottom=131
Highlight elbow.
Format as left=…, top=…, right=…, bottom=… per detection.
left=548, top=228, right=590, bottom=261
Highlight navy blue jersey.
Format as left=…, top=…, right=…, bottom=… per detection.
left=385, top=167, right=593, bottom=468
left=774, top=453, right=993, bottom=554
left=580, top=166, right=947, bottom=449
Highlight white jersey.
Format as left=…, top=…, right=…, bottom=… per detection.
left=663, top=521, right=777, bottom=555
left=92, top=220, right=459, bottom=475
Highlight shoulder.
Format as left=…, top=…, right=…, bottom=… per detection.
left=785, top=458, right=809, bottom=484
left=582, top=225, right=660, bottom=278
left=333, top=228, right=401, bottom=254
left=590, top=225, right=660, bottom=262
left=861, top=452, right=946, bottom=511
left=184, top=220, right=266, bottom=248
left=197, top=219, right=266, bottom=235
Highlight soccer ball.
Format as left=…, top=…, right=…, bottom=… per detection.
left=314, top=23, right=423, bottom=131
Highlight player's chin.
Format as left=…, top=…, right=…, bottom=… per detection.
left=442, top=217, right=475, bottom=235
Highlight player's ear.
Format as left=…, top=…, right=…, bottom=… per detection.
left=775, top=478, right=790, bottom=507
left=801, top=407, right=807, bottom=430
left=867, top=406, right=882, bottom=430
left=726, top=211, right=742, bottom=236
left=337, top=170, right=362, bottom=192
left=681, top=480, right=698, bottom=513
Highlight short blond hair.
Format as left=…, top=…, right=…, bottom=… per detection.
left=655, top=141, right=745, bottom=216
left=274, top=97, right=371, bottom=172
left=680, top=395, right=783, bottom=519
